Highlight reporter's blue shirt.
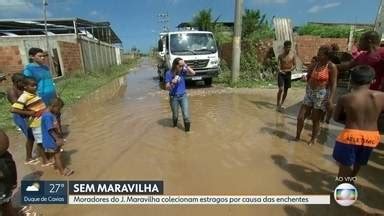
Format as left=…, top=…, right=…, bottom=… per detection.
left=165, top=69, right=187, bottom=96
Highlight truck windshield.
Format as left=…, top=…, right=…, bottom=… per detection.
left=170, top=33, right=217, bottom=55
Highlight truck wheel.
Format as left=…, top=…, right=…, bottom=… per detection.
left=204, top=78, right=212, bottom=86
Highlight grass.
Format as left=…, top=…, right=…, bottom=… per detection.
left=214, top=66, right=307, bottom=89
left=0, top=96, right=12, bottom=130
left=0, top=57, right=139, bottom=131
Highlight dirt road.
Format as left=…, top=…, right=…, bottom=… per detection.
left=7, top=58, right=384, bottom=215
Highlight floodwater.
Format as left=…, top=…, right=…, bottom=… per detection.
left=7, top=58, right=384, bottom=215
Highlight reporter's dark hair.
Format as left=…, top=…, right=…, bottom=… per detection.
left=351, top=65, right=375, bottom=85
left=171, top=57, right=183, bottom=72
left=28, top=47, right=44, bottom=56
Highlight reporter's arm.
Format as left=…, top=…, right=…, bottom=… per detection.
left=185, top=65, right=196, bottom=76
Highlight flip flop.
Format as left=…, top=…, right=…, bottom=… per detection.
left=41, top=161, right=55, bottom=167
left=18, top=206, right=33, bottom=214
left=24, top=158, right=40, bottom=165
left=62, top=168, right=74, bottom=176
left=18, top=205, right=38, bottom=215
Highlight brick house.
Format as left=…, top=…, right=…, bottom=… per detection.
left=0, top=18, right=123, bottom=81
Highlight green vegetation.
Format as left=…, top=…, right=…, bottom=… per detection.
left=191, top=8, right=277, bottom=87
left=215, top=59, right=305, bottom=88
left=211, top=8, right=277, bottom=87
left=192, top=9, right=216, bottom=32
left=242, top=9, right=274, bottom=41
left=212, top=23, right=233, bottom=46
left=0, top=57, right=139, bottom=130
left=298, top=23, right=371, bottom=39
left=191, top=9, right=373, bottom=88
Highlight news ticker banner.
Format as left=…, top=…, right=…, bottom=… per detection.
left=21, top=181, right=332, bottom=205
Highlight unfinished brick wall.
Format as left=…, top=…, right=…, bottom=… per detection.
left=295, top=36, right=348, bottom=65
left=220, top=39, right=274, bottom=68
left=220, top=36, right=349, bottom=67
left=219, top=43, right=232, bottom=66
left=58, top=41, right=83, bottom=75
left=0, top=46, right=23, bottom=83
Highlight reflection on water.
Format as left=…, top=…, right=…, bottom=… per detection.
left=9, top=58, right=383, bottom=215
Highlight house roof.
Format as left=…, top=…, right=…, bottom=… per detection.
left=0, top=18, right=122, bottom=44
left=177, top=22, right=234, bottom=29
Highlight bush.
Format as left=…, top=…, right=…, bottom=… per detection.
left=240, top=40, right=277, bottom=82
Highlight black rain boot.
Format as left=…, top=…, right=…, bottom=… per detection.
left=173, top=118, right=178, bottom=127
left=184, top=121, right=190, bottom=132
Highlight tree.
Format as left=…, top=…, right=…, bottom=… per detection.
left=242, top=9, right=272, bottom=40
left=192, top=9, right=216, bottom=31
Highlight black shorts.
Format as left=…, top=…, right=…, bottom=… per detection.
left=278, top=72, right=292, bottom=89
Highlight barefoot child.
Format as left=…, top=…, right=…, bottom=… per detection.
left=277, top=40, right=296, bottom=112
left=333, top=65, right=384, bottom=182
left=42, top=98, right=73, bottom=176
left=0, top=129, right=17, bottom=216
left=10, top=76, right=50, bottom=166
left=6, top=74, right=38, bottom=165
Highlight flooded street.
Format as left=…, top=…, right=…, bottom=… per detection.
left=8, top=58, right=384, bottom=215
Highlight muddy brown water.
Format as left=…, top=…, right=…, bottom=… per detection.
left=6, top=58, right=384, bottom=215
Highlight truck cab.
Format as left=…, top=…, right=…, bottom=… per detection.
left=157, top=31, right=220, bottom=86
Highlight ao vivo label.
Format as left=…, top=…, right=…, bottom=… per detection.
left=335, top=176, right=357, bottom=182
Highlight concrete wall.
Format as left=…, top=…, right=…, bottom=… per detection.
left=115, top=47, right=122, bottom=65
left=79, top=36, right=118, bottom=73
left=0, top=34, right=121, bottom=79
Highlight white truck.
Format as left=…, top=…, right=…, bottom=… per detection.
left=157, top=30, right=220, bottom=86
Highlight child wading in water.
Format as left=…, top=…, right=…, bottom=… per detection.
left=6, top=74, right=38, bottom=165
left=276, top=40, right=296, bottom=112
left=333, top=65, right=384, bottom=182
left=10, top=76, right=50, bottom=166
left=41, top=98, right=73, bottom=176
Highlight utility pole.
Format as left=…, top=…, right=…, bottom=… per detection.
left=375, top=0, right=384, bottom=40
left=158, top=13, right=169, bottom=32
left=231, top=0, right=243, bottom=83
left=347, top=25, right=355, bottom=52
left=43, top=0, right=54, bottom=73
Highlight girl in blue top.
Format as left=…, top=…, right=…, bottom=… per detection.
left=165, top=58, right=196, bottom=132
